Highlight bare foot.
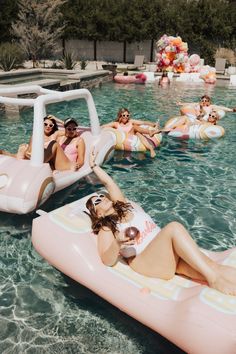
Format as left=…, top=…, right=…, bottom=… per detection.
left=219, top=264, right=236, bottom=284
left=208, top=274, right=236, bottom=296
left=70, top=162, right=80, bottom=171
left=150, top=149, right=156, bottom=158
left=16, top=144, right=28, bottom=160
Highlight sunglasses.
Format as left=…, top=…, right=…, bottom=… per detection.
left=66, top=127, right=77, bottom=131
left=201, top=99, right=209, bottom=103
left=121, top=113, right=130, bottom=118
left=209, top=114, right=216, bottom=118
left=44, top=122, right=54, bottom=128
left=92, top=194, right=105, bottom=207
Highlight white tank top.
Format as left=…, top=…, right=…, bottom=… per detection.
left=117, top=202, right=161, bottom=258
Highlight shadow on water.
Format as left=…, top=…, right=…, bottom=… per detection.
left=61, top=274, right=186, bottom=354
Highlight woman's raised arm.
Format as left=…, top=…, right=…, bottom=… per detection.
left=90, top=149, right=126, bottom=203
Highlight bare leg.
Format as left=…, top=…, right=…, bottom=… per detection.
left=136, top=132, right=156, bottom=158
left=163, top=116, right=188, bottom=132
left=0, top=149, right=17, bottom=158
left=129, top=221, right=236, bottom=295
left=16, top=144, right=29, bottom=159
left=45, top=142, right=79, bottom=171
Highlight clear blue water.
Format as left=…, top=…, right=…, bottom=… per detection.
left=0, top=80, right=236, bottom=353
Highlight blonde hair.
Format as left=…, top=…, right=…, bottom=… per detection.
left=116, top=108, right=130, bottom=122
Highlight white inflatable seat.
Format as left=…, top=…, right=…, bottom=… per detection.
left=176, top=73, right=192, bottom=82
left=145, top=72, right=157, bottom=82
left=167, top=72, right=174, bottom=80
left=176, top=73, right=203, bottom=83
left=190, top=73, right=204, bottom=82
left=230, top=75, right=236, bottom=86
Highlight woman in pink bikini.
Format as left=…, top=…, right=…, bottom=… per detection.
left=85, top=149, right=236, bottom=296
left=57, top=118, right=85, bottom=167
left=103, top=108, right=160, bottom=158
left=1, top=115, right=81, bottom=171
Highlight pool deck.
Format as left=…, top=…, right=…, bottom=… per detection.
left=0, top=61, right=234, bottom=90
left=0, top=67, right=113, bottom=90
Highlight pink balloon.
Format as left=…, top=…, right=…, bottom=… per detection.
left=189, top=54, right=200, bottom=66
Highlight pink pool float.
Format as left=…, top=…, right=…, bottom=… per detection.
left=114, top=73, right=147, bottom=84
left=32, top=194, right=236, bottom=354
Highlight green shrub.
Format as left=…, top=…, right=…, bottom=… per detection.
left=51, top=61, right=64, bottom=69
left=79, top=59, right=88, bottom=70
left=60, top=51, right=77, bottom=70
left=0, top=42, right=25, bottom=71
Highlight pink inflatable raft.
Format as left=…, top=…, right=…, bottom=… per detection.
left=114, top=73, right=147, bottom=84
left=32, top=194, right=236, bottom=354
left=0, top=86, right=115, bottom=214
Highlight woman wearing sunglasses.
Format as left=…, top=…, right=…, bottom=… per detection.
left=2, top=115, right=81, bottom=171
left=103, top=108, right=160, bottom=158
left=178, top=95, right=234, bottom=121
left=85, top=149, right=236, bottom=296
left=163, top=109, right=221, bottom=133
left=57, top=118, right=85, bottom=167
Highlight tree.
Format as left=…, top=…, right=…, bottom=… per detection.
left=12, top=0, right=66, bottom=67
left=0, top=0, right=18, bottom=42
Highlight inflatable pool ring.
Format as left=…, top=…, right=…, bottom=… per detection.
left=114, top=73, right=147, bottom=84
left=106, top=127, right=162, bottom=152
left=180, top=104, right=225, bottom=120
left=165, top=117, right=225, bottom=140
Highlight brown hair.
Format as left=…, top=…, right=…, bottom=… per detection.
left=200, top=95, right=211, bottom=103
left=85, top=197, right=133, bottom=235
left=116, top=108, right=130, bottom=123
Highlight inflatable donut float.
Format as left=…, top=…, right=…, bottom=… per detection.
left=164, top=117, right=225, bottom=140
left=105, top=127, right=162, bottom=151
left=180, top=104, right=225, bottom=121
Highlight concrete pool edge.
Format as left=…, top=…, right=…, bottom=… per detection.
left=0, top=68, right=113, bottom=90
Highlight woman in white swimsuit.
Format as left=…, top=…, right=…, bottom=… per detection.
left=85, top=149, right=236, bottom=296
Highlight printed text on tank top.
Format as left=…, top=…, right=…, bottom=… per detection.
left=117, top=203, right=161, bottom=257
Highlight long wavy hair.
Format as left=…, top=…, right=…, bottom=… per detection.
left=116, top=108, right=130, bottom=123
left=44, top=115, right=58, bottom=135
left=85, top=196, right=133, bottom=235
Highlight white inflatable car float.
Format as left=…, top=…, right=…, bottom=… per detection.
left=0, top=86, right=115, bottom=214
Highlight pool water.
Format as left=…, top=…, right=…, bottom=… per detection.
left=0, top=73, right=68, bottom=85
left=0, top=81, right=236, bottom=353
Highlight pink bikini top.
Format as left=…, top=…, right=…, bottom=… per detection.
left=60, top=139, right=78, bottom=162
left=115, top=121, right=133, bottom=134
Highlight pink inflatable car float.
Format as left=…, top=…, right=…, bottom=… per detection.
left=0, top=86, right=115, bottom=214
left=32, top=194, right=236, bottom=354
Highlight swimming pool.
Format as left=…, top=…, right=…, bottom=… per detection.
left=0, top=81, right=236, bottom=353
